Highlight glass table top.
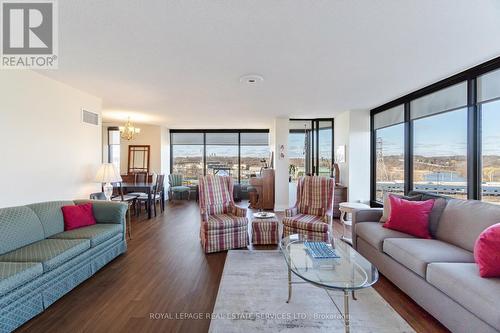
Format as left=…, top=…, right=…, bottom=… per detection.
left=280, top=234, right=379, bottom=291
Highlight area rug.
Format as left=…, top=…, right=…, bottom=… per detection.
left=209, top=250, right=414, bottom=333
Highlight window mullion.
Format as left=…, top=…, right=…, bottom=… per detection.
left=404, top=103, right=412, bottom=195
left=467, top=78, right=480, bottom=200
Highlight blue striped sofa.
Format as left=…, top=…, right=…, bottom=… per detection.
left=0, top=200, right=128, bottom=333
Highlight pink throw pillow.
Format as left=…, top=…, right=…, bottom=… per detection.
left=61, top=203, right=97, bottom=231
left=383, top=195, right=434, bottom=239
left=474, top=223, right=500, bottom=278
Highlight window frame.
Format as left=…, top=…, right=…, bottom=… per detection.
left=370, top=56, right=500, bottom=206
left=170, top=129, right=270, bottom=184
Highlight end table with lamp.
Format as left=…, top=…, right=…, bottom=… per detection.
left=339, top=202, right=370, bottom=244
left=95, top=163, right=122, bottom=200
left=95, top=163, right=135, bottom=239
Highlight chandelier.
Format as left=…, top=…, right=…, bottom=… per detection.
left=119, top=117, right=141, bottom=140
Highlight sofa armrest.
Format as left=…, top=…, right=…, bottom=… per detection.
left=352, top=208, right=383, bottom=249
left=74, top=200, right=127, bottom=225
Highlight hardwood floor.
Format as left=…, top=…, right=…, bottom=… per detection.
left=18, top=200, right=449, bottom=333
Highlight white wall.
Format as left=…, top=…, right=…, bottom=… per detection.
left=334, top=110, right=371, bottom=204
left=0, top=71, right=102, bottom=208
left=272, top=118, right=289, bottom=211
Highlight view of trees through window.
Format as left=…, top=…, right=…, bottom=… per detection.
left=171, top=145, right=204, bottom=182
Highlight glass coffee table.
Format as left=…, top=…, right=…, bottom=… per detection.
left=280, top=234, right=379, bottom=333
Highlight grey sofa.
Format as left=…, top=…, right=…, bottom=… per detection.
left=353, top=192, right=500, bottom=333
left=0, top=200, right=128, bottom=333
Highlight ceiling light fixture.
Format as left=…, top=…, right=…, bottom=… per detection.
left=240, top=74, right=264, bottom=85
left=119, top=117, right=141, bottom=140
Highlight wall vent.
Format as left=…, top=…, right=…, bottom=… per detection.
left=81, top=109, right=99, bottom=126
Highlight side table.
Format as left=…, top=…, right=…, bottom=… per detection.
left=339, top=202, right=370, bottom=244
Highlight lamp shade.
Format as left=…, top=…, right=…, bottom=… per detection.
left=95, top=163, right=122, bottom=183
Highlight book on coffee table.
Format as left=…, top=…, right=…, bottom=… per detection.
left=304, top=241, right=340, bottom=259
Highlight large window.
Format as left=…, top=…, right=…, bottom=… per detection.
left=373, top=105, right=405, bottom=201
left=318, top=120, right=333, bottom=177
left=206, top=133, right=238, bottom=182
left=479, top=68, right=500, bottom=203
left=170, top=130, right=269, bottom=184
left=171, top=132, right=204, bottom=182
left=240, top=132, right=270, bottom=184
left=288, top=119, right=334, bottom=182
left=107, top=127, right=121, bottom=172
left=370, top=56, right=500, bottom=205
left=412, top=109, right=468, bottom=198
left=411, top=82, right=468, bottom=199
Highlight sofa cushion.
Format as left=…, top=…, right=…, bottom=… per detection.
left=73, top=200, right=128, bottom=225
left=282, top=214, right=328, bottom=233
left=383, top=238, right=474, bottom=278
left=427, top=263, right=500, bottom=330
left=61, top=203, right=97, bottom=231
left=49, top=224, right=123, bottom=247
left=0, top=239, right=90, bottom=272
left=171, top=186, right=190, bottom=192
left=0, top=206, right=44, bottom=256
left=383, top=195, right=434, bottom=239
left=436, top=199, right=500, bottom=252
left=27, top=201, right=74, bottom=237
left=0, top=262, right=43, bottom=296
left=205, top=214, right=248, bottom=232
left=379, top=193, right=422, bottom=223
left=474, top=223, right=500, bottom=278
left=407, top=191, right=449, bottom=237
left=355, top=222, right=415, bottom=251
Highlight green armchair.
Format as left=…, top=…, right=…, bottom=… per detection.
left=168, top=174, right=191, bottom=201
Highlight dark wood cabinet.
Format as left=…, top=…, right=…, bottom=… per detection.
left=249, top=169, right=275, bottom=210
left=333, top=185, right=347, bottom=218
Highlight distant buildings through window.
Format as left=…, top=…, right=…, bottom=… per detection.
left=170, top=130, right=270, bottom=184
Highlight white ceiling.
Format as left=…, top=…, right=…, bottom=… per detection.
left=40, top=0, right=500, bottom=128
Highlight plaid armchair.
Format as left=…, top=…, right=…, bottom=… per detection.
left=198, top=175, right=249, bottom=253
left=283, top=176, right=335, bottom=242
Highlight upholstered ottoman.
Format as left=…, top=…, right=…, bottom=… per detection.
left=252, top=216, right=279, bottom=245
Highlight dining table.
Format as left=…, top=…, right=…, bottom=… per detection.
left=120, top=182, right=163, bottom=219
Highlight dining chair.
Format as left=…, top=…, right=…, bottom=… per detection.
left=127, top=172, right=149, bottom=197
left=89, top=192, right=106, bottom=200
left=136, top=174, right=165, bottom=217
